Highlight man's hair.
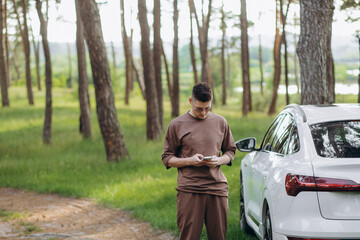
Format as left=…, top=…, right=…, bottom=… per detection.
left=192, top=83, right=212, bottom=102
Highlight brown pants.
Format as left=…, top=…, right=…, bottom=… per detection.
left=177, top=191, right=228, bottom=240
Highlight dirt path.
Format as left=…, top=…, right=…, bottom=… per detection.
left=0, top=188, right=175, bottom=240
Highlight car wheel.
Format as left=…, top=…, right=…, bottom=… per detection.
left=264, top=207, right=272, bottom=240
left=240, top=171, right=252, bottom=234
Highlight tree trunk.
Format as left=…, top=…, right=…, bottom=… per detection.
left=258, top=33, right=264, bottom=95
left=138, top=0, right=162, bottom=140
left=4, top=0, right=9, bottom=88
left=220, top=3, right=226, bottom=105
left=190, top=0, right=213, bottom=85
left=227, top=50, right=232, bottom=97
left=30, top=26, right=41, bottom=91
left=297, top=0, right=335, bottom=105
left=153, top=0, right=163, bottom=127
left=20, top=0, right=34, bottom=105
left=8, top=40, right=20, bottom=81
left=293, top=14, right=300, bottom=94
left=75, top=0, right=91, bottom=139
left=110, top=41, right=116, bottom=72
left=161, top=42, right=173, bottom=101
left=240, top=0, right=251, bottom=116
left=189, top=8, right=198, bottom=84
left=172, top=0, right=179, bottom=117
left=0, top=0, right=9, bottom=107
left=79, top=0, right=129, bottom=161
left=132, top=59, right=146, bottom=100
left=327, top=38, right=335, bottom=103
left=280, top=0, right=290, bottom=105
left=268, top=2, right=282, bottom=115
left=36, top=0, right=52, bottom=144
left=357, top=34, right=360, bottom=103
left=67, top=43, right=73, bottom=88
left=120, top=0, right=133, bottom=105
left=283, top=32, right=290, bottom=105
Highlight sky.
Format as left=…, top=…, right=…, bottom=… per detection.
left=28, top=0, right=359, bottom=45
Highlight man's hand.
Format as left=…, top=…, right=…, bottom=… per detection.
left=192, top=153, right=206, bottom=167
left=167, top=154, right=230, bottom=168
left=201, top=155, right=219, bottom=168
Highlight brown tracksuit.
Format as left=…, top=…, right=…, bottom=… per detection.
left=162, top=111, right=236, bottom=240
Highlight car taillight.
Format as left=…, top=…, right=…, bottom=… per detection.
left=285, top=173, right=360, bottom=197
left=288, top=238, right=340, bottom=240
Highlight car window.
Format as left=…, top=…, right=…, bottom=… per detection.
left=287, top=126, right=300, bottom=155
left=275, top=124, right=293, bottom=154
left=310, top=120, right=360, bottom=158
left=261, top=114, right=285, bottom=151
left=272, top=114, right=294, bottom=154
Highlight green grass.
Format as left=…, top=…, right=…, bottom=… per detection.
left=0, top=208, right=40, bottom=235
left=0, top=86, right=357, bottom=239
left=0, top=209, right=25, bottom=222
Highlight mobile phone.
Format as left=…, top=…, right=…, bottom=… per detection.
left=202, top=156, right=213, bottom=161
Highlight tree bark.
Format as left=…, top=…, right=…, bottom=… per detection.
left=227, top=50, right=232, bottom=97
left=4, top=0, right=9, bottom=88
left=189, top=0, right=213, bottom=85
left=13, top=0, right=34, bottom=104
left=138, top=0, right=162, bottom=140
left=258, top=33, right=264, bottom=95
left=79, top=0, right=129, bottom=161
left=357, top=34, right=360, bottom=103
left=220, top=4, right=226, bottom=105
left=280, top=0, right=291, bottom=105
left=161, top=42, right=173, bottom=101
left=67, top=43, right=73, bottom=88
left=293, top=14, right=300, bottom=94
left=297, top=0, right=335, bottom=105
left=283, top=31, right=290, bottom=105
left=268, top=1, right=282, bottom=115
left=240, top=0, right=251, bottom=116
left=21, top=0, right=34, bottom=105
left=153, top=0, right=163, bottom=127
left=172, top=0, right=179, bottom=117
left=132, top=59, right=146, bottom=100
left=189, top=10, right=198, bottom=84
left=0, top=0, right=9, bottom=107
left=75, top=0, right=91, bottom=139
left=8, top=40, right=20, bottom=81
left=110, top=41, right=116, bottom=73
left=120, top=0, right=133, bottom=105
left=36, top=0, right=52, bottom=144
left=30, top=26, right=41, bottom=91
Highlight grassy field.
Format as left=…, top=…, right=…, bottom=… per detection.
left=0, top=86, right=357, bottom=239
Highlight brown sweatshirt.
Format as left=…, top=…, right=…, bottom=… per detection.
left=162, top=111, right=236, bottom=197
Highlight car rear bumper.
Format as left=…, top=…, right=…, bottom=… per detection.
left=272, top=192, right=360, bottom=239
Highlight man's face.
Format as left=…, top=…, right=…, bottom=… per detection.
left=189, top=98, right=212, bottom=119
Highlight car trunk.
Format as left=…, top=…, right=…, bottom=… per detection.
left=312, top=156, right=360, bottom=220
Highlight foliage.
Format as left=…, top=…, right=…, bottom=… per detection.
left=335, top=64, right=352, bottom=83
left=340, top=0, right=360, bottom=22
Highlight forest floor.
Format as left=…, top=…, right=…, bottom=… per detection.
left=0, top=188, right=175, bottom=240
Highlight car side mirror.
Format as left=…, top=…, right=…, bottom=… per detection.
left=236, top=137, right=257, bottom=152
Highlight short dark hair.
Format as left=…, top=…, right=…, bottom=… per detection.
left=192, top=83, right=212, bottom=102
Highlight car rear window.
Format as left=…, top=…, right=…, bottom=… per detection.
left=310, top=120, right=360, bottom=158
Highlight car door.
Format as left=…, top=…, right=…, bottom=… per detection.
left=246, top=114, right=284, bottom=224
left=248, top=113, right=294, bottom=225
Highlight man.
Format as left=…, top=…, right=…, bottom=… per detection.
left=162, top=83, right=236, bottom=240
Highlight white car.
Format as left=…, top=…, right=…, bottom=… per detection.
left=236, top=104, right=360, bottom=240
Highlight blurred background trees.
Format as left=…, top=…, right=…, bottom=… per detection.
left=0, top=0, right=359, bottom=160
